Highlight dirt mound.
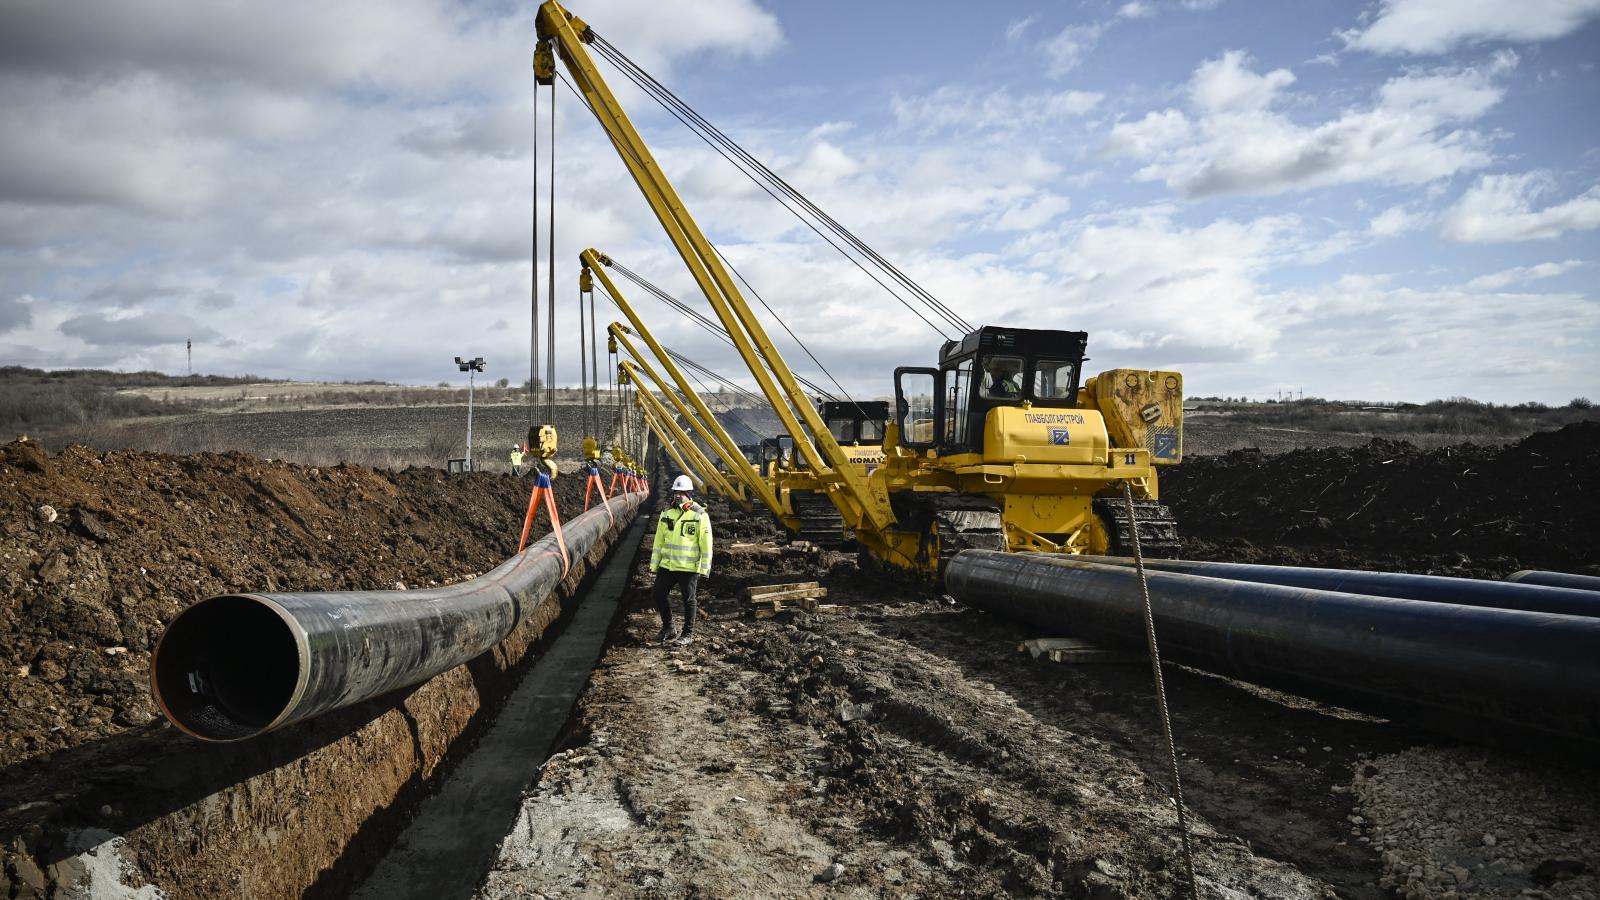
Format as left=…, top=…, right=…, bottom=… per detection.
left=0, top=440, right=601, bottom=772
left=1162, top=423, right=1600, bottom=576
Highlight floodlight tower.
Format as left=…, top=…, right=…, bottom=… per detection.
left=455, top=356, right=486, bottom=471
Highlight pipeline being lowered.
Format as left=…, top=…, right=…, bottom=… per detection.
left=151, top=490, right=645, bottom=742
left=945, top=552, right=1600, bottom=747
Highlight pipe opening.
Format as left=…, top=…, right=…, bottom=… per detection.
left=152, top=595, right=301, bottom=741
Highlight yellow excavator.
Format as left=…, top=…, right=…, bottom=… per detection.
left=534, top=1, right=1183, bottom=580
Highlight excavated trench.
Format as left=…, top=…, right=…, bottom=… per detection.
left=0, top=442, right=651, bottom=899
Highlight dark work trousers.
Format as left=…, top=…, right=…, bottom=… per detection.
left=651, top=570, right=699, bottom=635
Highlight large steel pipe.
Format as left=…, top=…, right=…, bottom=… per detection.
left=152, top=491, right=645, bottom=742
left=1078, top=556, right=1600, bottom=618
left=946, top=552, right=1600, bottom=746
left=1507, top=570, right=1600, bottom=592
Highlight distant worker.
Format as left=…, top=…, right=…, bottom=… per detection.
left=649, top=474, right=713, bottom=646
left=509, top=444, right=524, bottom=476
left=985, top=358, right=1022, bottom=398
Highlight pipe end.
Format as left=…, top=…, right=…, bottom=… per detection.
left=151, top=594, right=303, bottom=742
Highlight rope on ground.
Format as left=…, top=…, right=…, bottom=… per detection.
left=1121, top=479, right=1198, bottom=898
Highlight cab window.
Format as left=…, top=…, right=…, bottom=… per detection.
left=1032, top=360, right=1078, bottom=400
left=827, top=419, right=854, bottom=442
left=946, top=358, right=973, bottom=447
left=979, top=355, right=1024, bottom=399
left=859, top=417, right=884, bottom=442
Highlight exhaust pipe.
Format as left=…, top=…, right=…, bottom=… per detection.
left=945, top=551, right=1600, bottom=746
left=151, top=491, right=645, bottom=742
left=1078, top=556, right=1600, bottom=618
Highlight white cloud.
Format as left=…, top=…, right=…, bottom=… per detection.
left=0, top=296, right=31, bottom=334
left=0, top=0, right=787, bottom=382
left=1004, top=16, right=1035, bottom=43
left=1345, top=0, right=1600, bottom=55
left=1042, top=23, right=1106, bottom=76
left=1190, top=51, right=1295, bottom=114
left=60, top=309, right=221, bottom=348
left=1465, top=260, right=1583, bottom=291
left=1118, top=2, right=1155, bottom=20
left=1441, top=173, right=1600, bottom=242
left=1264, top=279, right=1598, bottom=402
left=1368, top=205, right=1428, bottom=236
left=891, top=85, right=1103, bottom=133
left=1104, top=50, right=1507, bottom=197
left=1010, top=206, right=1302, bottom=361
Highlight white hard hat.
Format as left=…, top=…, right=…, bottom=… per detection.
left=670, top=475, right=694, bottom=492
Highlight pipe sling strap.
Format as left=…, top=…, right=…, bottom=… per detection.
left=517, top=471, right=570, bottom=577
left=583, top=463, right=614, bottom=526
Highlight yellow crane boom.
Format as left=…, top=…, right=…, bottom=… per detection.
left=610, top=325, right=754, bottom=512
left=535, top=2, right=893, bottom=536
left=586, top=249, right=779, bottom=514
left=620, top=360, right=742, bottom=500
left=630, top=382, right=711, bottom=495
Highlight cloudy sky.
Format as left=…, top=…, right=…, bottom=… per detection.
left=1, top=0, right=1597, bottom=404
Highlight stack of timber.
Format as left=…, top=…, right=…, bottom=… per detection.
left=744, top=581, right=845, bottom=617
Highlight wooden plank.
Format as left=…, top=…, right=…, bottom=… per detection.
left=746, top=586, right=828, bottom=603
left=746, top=582, right=821, bottom=599
left=1045, top=647, right=1145, bottom=665
left=1018, top=637, right=1102, bottom=659
left=729, top=542, right=780, bottom=552
left=747, top=580, right=821, bottom=596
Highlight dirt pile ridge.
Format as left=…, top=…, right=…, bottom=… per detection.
left=1163, top=421, right=1599, bottom=577
left=0, top=439, right=596, bottom=772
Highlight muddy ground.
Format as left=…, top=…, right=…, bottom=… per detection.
left=3, top=424, right=1597, bottom=898
left=479, top=425, right=1598, bottom=900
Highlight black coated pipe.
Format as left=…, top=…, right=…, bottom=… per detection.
left=1507, top=570, right=1600, bottom=592
left=1078, top=556, right=1600, bottom=618
left=151, top=492, right=645, bottom=742
left=945, top=552, right=1600, bottom=746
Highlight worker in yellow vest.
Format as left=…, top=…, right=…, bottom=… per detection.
left=649, top=474, right=713, bottom=645
left=509, top=444, right=524, bottom=476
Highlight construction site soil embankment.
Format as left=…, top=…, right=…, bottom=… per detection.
left=0, top=440, right=633, bottom=898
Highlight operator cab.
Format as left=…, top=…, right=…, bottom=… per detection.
left=820, top=400, right=888, bottom=446
left=758, top=435, right=795, bottom=476
left=893, top=326, right=1088, bottom=454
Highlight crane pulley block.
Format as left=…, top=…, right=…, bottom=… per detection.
left=533, top=41, right=556, bottom=85
left=528, top=423, right=559, bottom=462
left=579, top=265, right=594, bottom=292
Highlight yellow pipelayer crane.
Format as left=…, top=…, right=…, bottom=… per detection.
left=535, top=1, right=1182, bottom=580
left=588, top=249, right=866, bottom=542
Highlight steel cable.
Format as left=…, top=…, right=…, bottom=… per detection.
left=1121, top=480, right=1198, bottom=899
left=589, top=35, right=970, bottom=337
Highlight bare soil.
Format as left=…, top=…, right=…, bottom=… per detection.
left=0, top=439, right=595, bottom=773
left=4, top=421, right=1597, bottom=899
left=477, top=425, right=1599, bottom=900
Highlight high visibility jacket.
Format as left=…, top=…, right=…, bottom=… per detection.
left=651, top=502, right=712, bottom=576
left=510, top=449, right=524, bottom=465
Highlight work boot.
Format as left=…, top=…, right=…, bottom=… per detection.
left=654, top=624, right=676, bottom=644
left=673, top=631, right=694, bottom=647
